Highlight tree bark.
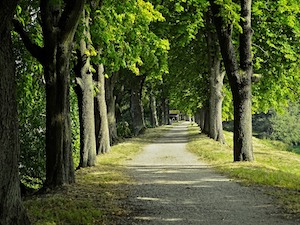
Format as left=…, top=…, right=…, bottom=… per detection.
left=75, top=9, right=96, bottom=168
left=105, top=72, right=119, bottom=144
left=164, top=98, right=171, bottom=125
left=95, top=64, right=111, bottom=154
left=14, top=0, right=85, bottom=187
left=130, top=75, right=146, bottom=135
left=149, top=87, right=159, bottom=127
left=206, top=14, right=226, bottom=144
left=199, top=108, right=206, bottom=131
left=203, top=107, right=210, bottom=134
left=0, top=1, right=31, bottom=224
left=210, top=0, right=254, bottom=161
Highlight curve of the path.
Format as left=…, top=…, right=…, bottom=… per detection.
left=120, top=122, right=297, bottom=225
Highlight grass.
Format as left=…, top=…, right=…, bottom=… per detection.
left=25, top=123, right=300, bottom=223
left=187, top=124, right=300, bottom=215
left=24, top=125, right=173, bottom=225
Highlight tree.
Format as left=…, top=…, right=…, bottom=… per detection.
left=75, top=7, right=97, bottom=167
left=130, top=74, right=147, bottom=135
left=14, top=0, right=85, bottom=187
left=105, top=72, right=119, bottom=144
left=0, top=0, right=31, bottom=224
left=147, top=82, right=159, bottom=127
left=205, top=11, right=225, bottom=143
left=94, top=63, right=111, bottom=153
left=209, top=0, right=254, bottom=161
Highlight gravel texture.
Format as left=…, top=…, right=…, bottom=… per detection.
left=118, top=122, right=298, bottom=224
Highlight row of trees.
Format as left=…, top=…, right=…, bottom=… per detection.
left=1, top=0, right=300, bottom=224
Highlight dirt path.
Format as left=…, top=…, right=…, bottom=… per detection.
left=119, top=122, right=298, bottom=224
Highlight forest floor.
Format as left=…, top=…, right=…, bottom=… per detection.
left=24, top=122, right=300, bottom=224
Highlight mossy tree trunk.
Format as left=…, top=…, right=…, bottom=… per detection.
left=0, top=1, right=31, bottom=224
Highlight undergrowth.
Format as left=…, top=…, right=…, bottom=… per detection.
left=187, top=124, right=300, bottom=215
left=24, top=125, right=173, bottom=225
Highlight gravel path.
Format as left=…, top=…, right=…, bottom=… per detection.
left=120, top=122, right=298, bottom=225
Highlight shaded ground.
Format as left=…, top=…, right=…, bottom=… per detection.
left=117, top=122, right=298, bottom=225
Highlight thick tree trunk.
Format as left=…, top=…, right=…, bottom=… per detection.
left=232, top=80, right=253, bottom=161
left=210, top=0, right=253, bottom=161
left=44, top=44, right=75, bottom=186
left=42, top=1, right=85, bottom=186
left=0, top=3, right=31, bottom=223
left=14, top=0, right=85, bottom=187
left=206, top=12, right=226, bottom=144
left=105, top=72, right=119, bottom=144
left=95, top=64, right=111, bottom=154
left=130, top=75, right=146, bottom=135
left=75, top=9, right=96, bottom=168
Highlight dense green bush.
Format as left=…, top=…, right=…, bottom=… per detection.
left=15, top=41, right=46, bottom=188
left=270, top=102, right=300, bottom=146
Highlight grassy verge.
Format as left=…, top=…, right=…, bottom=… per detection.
left=187, top=124, right=300, bottom=215
left=24, top=125, right=173, bottom=225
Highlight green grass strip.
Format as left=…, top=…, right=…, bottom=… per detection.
left=187, top=124, right=300, bottom=215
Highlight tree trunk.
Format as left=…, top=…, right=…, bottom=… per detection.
left=105, top=72, right=119, bottom=144
left=14, top=0, right=85, bottom=187
left=95, top=64, right=111, bottom=154
left=206, top=11, right=226, bottom=144
left=44, top=44, right=75, bottom=186
left=164, top=98, right=171, bottom=125
left=149, top=87, right=159, bottom=127
left=0, top=2, right=31, bottom=223
left=210, top=0, right=254, bottom=161
left=42, top=0, right=85, bottom=186
left=203, top=107, right=210, bottom=134
left=130, top=75, right=146, bottom=135
left=195, top=108, right=201, bottom=127
left=160, top=95, right=166, bottom=125
left=199, top=108, right=206, bottom=131
left=75, top=9, right=96, bottom=168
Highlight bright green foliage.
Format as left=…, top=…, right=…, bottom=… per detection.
left=148, top=0, right=209, bottom=115
left=14, top=31, right=46, bottom=187
left=221, top=84, right=233, bottom=121
left=213, top=0, right=242, bottom=32
left=251, top=0, right=300, bottom=112
left=152, top=0, right=207, bottom=46
left=167, top=37, right=208, bottom=115
left=90, top=0, right=168, bottom=77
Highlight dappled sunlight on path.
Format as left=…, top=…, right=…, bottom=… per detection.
left=117, top=122, right=298, bottom=225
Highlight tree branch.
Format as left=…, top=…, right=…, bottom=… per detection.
left=58, top=0, right=85, bottom=42
left=239, top=0, right=253, bottom=71
left=209, top=1, right=239, bottom=86
left=13, top=19, right=45, bottom=64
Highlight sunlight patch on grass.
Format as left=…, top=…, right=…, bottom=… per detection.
left=187, top=124, right=300, bottom=214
